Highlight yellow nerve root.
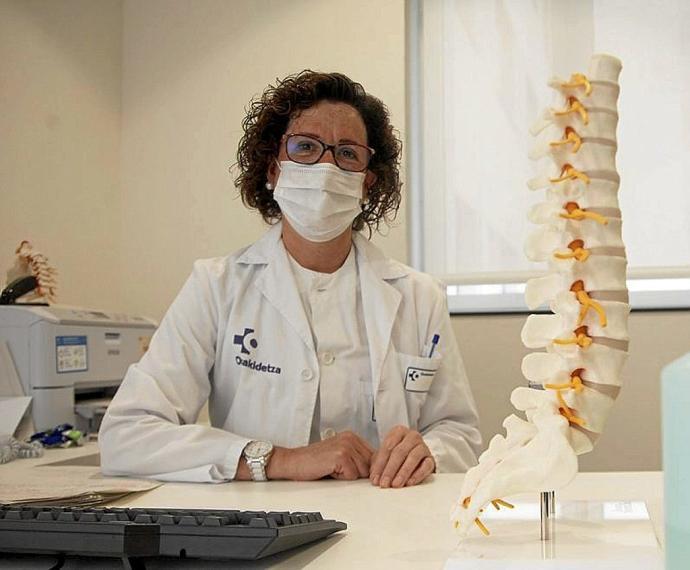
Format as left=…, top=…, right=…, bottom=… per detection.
left=570, top=280, right=608, bottom=327
left=554, top=239, right=590, bottom=262
left=546, top=363, right=587, bottom=427
left=554, top=96, right=589, bottom=124
left=460, top=496, right=514, bottom=536
left=577, top=292, right=608, bottom=327
left=560, top=202, right=608, bottom=225
left=553, top=325, right=593, bottom=349
left=560, top=73, right=593, bottom=96
left=556, top=389, right=587, bottom=427
left=550, top=126, right=583, bottom=153
left=550, top=164, right=590, bottom=185
left=545, top=368, right=585, bottom=394
left=491, top=499, right=515, bottom=510
left=475, top=518, right=491, bottom=536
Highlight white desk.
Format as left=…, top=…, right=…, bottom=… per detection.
left=0, top=445, right=664, bottom=569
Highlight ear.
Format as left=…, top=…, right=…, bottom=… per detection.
left=267, top=157, right=280, bottom=188
left=363, top=170, right=377, bottom=199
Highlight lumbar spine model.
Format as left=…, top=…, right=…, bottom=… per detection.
left=451, top=54, right=628, bottom=537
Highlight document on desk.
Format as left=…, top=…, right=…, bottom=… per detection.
left=0, top=466, right=161, bottom=506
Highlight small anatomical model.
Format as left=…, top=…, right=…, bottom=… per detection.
left=4, top=241, right=58, bottom=303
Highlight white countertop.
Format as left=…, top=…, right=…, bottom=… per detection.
left=0, top=444, right=664, bottom=569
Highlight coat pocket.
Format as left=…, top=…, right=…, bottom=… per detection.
left=397, top=352, right=441, bottom=393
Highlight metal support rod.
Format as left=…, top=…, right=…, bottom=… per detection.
left=540, top=490, right=556, bottom=541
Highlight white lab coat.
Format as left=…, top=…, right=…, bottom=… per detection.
left=99, top=224, right=481, bottom=482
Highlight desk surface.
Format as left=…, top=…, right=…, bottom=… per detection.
left=0, top=444, right=664, bottom=569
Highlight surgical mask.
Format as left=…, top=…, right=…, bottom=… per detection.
left=273, top=160, right=365, bottom=243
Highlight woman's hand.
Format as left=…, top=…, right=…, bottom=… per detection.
left=369, top=425, right=435, bottom=488
left=267, top=431, right=374, bottom=481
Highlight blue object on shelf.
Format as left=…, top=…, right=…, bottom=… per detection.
left=662, top=350, right=690, bottom=570
left=29, top=423, right=83, bottom=448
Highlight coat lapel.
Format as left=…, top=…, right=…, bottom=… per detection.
left=236, top=224, right=315, bottom=354
left=354, top=234, right=406, bottom=397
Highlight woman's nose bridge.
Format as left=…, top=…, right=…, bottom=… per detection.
left=317, top=143, right=337, bottom=165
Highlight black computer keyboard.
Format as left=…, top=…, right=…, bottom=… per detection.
left=0, top=505, right=346, bottom=566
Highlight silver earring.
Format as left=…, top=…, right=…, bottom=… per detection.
left=265, top=182, right=274, bottom=191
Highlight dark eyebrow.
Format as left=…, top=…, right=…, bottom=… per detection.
left=294, top=132, right=367, bottom=146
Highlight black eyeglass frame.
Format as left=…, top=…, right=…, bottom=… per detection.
left=282, top=133, right=376, bottom=173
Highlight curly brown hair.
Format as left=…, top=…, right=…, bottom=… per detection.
left=234, top=70, right=402, bottom=233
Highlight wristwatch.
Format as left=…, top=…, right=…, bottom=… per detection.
left=243, top=440, right=274, bottom=481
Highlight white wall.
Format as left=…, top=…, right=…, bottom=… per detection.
left=0, top=0, right=123, bottom=311
left=2, top=0, right=687, bottom=472
left=120, top=0, right=406, bottom=319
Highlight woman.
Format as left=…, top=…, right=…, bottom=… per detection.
left=100, top=71, right=481, bottom=487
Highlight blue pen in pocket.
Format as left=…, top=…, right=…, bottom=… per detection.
left=428, top=334, right=440, bottom=357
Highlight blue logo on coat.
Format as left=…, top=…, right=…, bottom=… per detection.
left=233, top=328, right=258, bottom=355
left=233, top=327, right=281, bottom=375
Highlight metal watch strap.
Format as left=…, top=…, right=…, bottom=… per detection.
left=247, top=457, right=268, bottom=482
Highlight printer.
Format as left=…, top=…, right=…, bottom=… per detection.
left=0, top=305, right=156, bottom=432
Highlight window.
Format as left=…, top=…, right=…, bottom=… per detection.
left=407, top=0, right=690, bottom=312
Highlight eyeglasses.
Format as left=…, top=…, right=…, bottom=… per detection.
left=283, top=133, right=375, bottom=173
